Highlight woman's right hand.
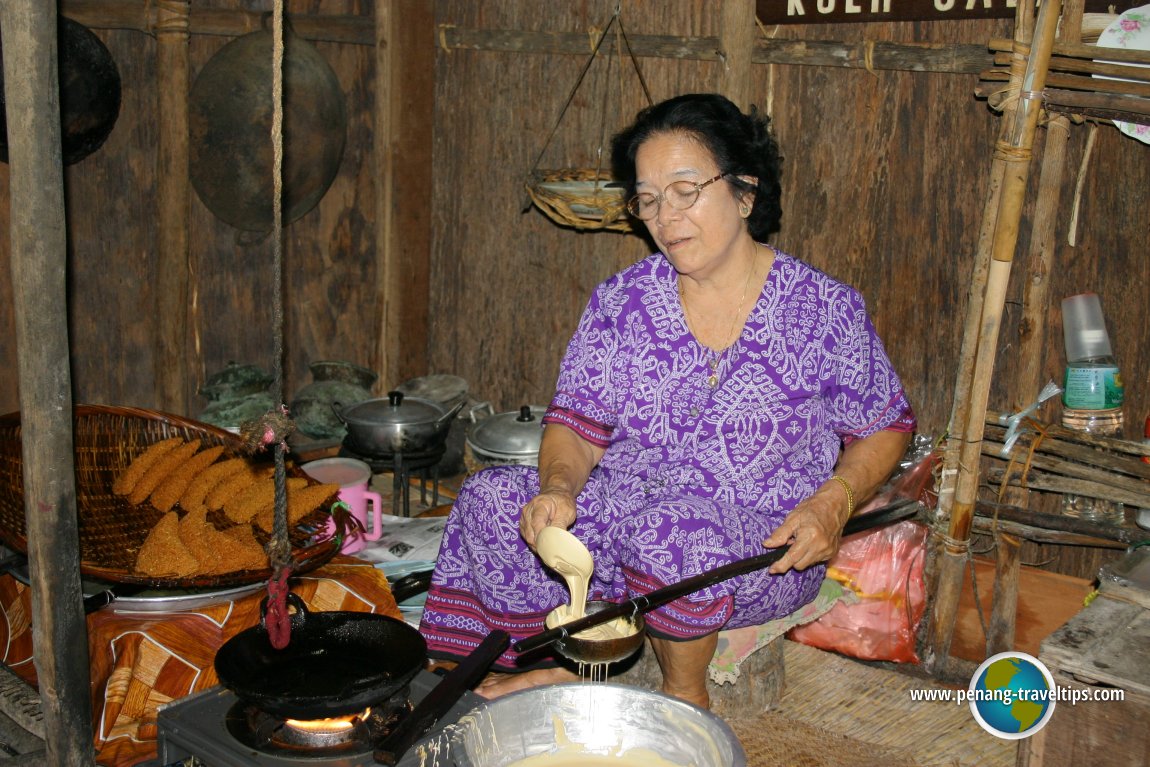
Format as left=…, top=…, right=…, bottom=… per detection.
left=519, top=487, right=578, bottom=549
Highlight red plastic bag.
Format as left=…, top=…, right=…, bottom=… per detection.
left=786, top=446, right=938, bottom=663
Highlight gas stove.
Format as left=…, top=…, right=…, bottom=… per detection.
left=151, top=669, right=481, bottom=767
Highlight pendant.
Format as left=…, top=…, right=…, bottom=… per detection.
left=707, top=373, right=719, bottom=388
left=707, top=357, right=719, bottom=388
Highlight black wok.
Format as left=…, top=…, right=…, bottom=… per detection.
left=214, top=592, right=427, bottom=720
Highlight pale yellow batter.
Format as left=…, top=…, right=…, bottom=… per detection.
left=536, top=528, right=640, bottom=643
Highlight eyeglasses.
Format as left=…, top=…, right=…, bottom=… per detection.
left=626, top=173, right=727, bottom=220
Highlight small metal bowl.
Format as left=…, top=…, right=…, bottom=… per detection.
left=553, top=600, right=646, bottom=665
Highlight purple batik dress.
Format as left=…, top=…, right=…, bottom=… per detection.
left=419, top=248, right=915, bottom=669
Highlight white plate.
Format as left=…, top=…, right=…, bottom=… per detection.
left=1095, top=5, right=1150, bottom=145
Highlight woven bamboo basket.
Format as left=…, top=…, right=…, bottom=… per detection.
left=0, top=405, right=345, bottom=588
left=526, top=168, right=631, bottom=232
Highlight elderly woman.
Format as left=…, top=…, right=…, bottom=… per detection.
left=419, top=93, right=915, bottom=707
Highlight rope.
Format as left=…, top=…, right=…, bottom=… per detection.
left=260, top=0, right=295, bottom=651
left=528, top=6, right=652, bottom=176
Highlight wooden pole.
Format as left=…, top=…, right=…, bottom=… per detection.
left=985, top=0, right=1085, bottom=657
left=374, top=2, right=399, bottom=389
left=719, top=0, right=757, bottom=111
left=0, top=3, right=96, bottom=764
left=987, top=531, right=1021, bottom=655
left=154, top=0, right=191, bottom=413
left=925, top=0, right=1064, bottom=674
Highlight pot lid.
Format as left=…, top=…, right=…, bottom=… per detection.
left=342, top=391, right=444, bottom=425
left=468, top=405, right=546, bottom=458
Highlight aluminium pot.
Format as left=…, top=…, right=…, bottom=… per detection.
left=214, top=593, right=427, bottom=719
left=466, top=404, right=545, bottom=467
left=333, top=390, right=463, bottom=458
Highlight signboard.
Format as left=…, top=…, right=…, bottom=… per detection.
left=756, top=1, right=1145, bottom=25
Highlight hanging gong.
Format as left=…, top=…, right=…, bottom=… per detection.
left=188, top=20, right=347, bottom=232
left=0, top=17, right=122, bottom=166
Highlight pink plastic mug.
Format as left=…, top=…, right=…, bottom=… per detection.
left=302, top=457, right=383, bottom=554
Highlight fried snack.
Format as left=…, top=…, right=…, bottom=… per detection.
left=112, top=437, right=183, bottom=496
left=178, top=457, right=249, bottom=512
left=204, top=464, right=270, bottom=512
left=203, top=524, right=267, bottom=573
left=225, top=476, right=307, bottom=526
left=177, top=505, right=213, bottom=554
left=149, top=445, right=226, bottom=513
left=255, top=482, right=340, bottom=533
left=127, top=440, right=202, bottom=506
left=134, top=511, right=200, bottom=577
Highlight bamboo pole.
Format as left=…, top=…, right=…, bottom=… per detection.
left=925, top=0, right=1063, bottom=674
left=1, top=3, right=96, bottom=764
left=154, top=0, right=190, bottom=412
left=985, top=0, right=1085, bottom=656
left=924, top=0, right=1035, bottom=671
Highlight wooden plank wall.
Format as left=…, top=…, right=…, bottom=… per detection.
left=0, top=1, right=1146, bottom=578
left=0, top=0, right=429, bottom=419
left=426, top=1, right=1149, bottom=579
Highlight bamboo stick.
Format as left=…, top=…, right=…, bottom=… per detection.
left=926, top=0, right=1061, bottom=675
left=990, top=37, right=1150, bottom=66
left=981, top=66, right=1150, bottom=99
left=993, top=51, right=1150, bottom=83
left=971, top=516, right=1126, bottom=548
left=985, top=467, right=1150, bottom=507
left=1041, top=90, right=1150, bottom=122
left=975, top=499, right=1150, bottom=545
left=984, top=420, right=1150, bottom=461
left=984, top=438, right=1150, bottom=484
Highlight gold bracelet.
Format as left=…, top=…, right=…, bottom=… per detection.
left=829, top=475, right=854, bottom=522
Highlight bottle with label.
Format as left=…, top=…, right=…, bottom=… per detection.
left=1059, top=293, right=1125, bottom=525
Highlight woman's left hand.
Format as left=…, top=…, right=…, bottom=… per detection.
left=762, top=492, right=845, bottom=574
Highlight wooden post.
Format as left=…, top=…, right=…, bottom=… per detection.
left=987, top=531, right=1021, bottom=655
left=984, top=0, right=1085, bottom=657
left=375, top=3, right=399, bottom=389
left=925, top=0, right=1063, bottom=674
left=0, top=3, right=96, bottom=765
left=719, top=0, right=757, bottom=110
left=154, top=0, right=191, bottom=412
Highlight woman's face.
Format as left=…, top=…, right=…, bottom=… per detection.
left=634, top=132, right=749, bottom=280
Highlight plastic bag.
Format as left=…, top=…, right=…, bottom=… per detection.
left=786, top=442, right=937, bottom=663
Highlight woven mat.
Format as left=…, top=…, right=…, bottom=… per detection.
left=729, top=710, right=922, bottom=766
left=733, top=640, right=1018, bottom=767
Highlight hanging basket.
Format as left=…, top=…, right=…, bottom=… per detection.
left=526, top=169, right=632, bottom=233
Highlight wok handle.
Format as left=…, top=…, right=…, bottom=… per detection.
left=373, top=629, right=511, bottom=766
left=513, top=498, right=922, bottom=655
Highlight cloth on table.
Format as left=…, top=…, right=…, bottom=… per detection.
left=0, top=558, right=401, bottom=767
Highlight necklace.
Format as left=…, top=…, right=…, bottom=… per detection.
left=680, top=251, right=758, bottom=388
